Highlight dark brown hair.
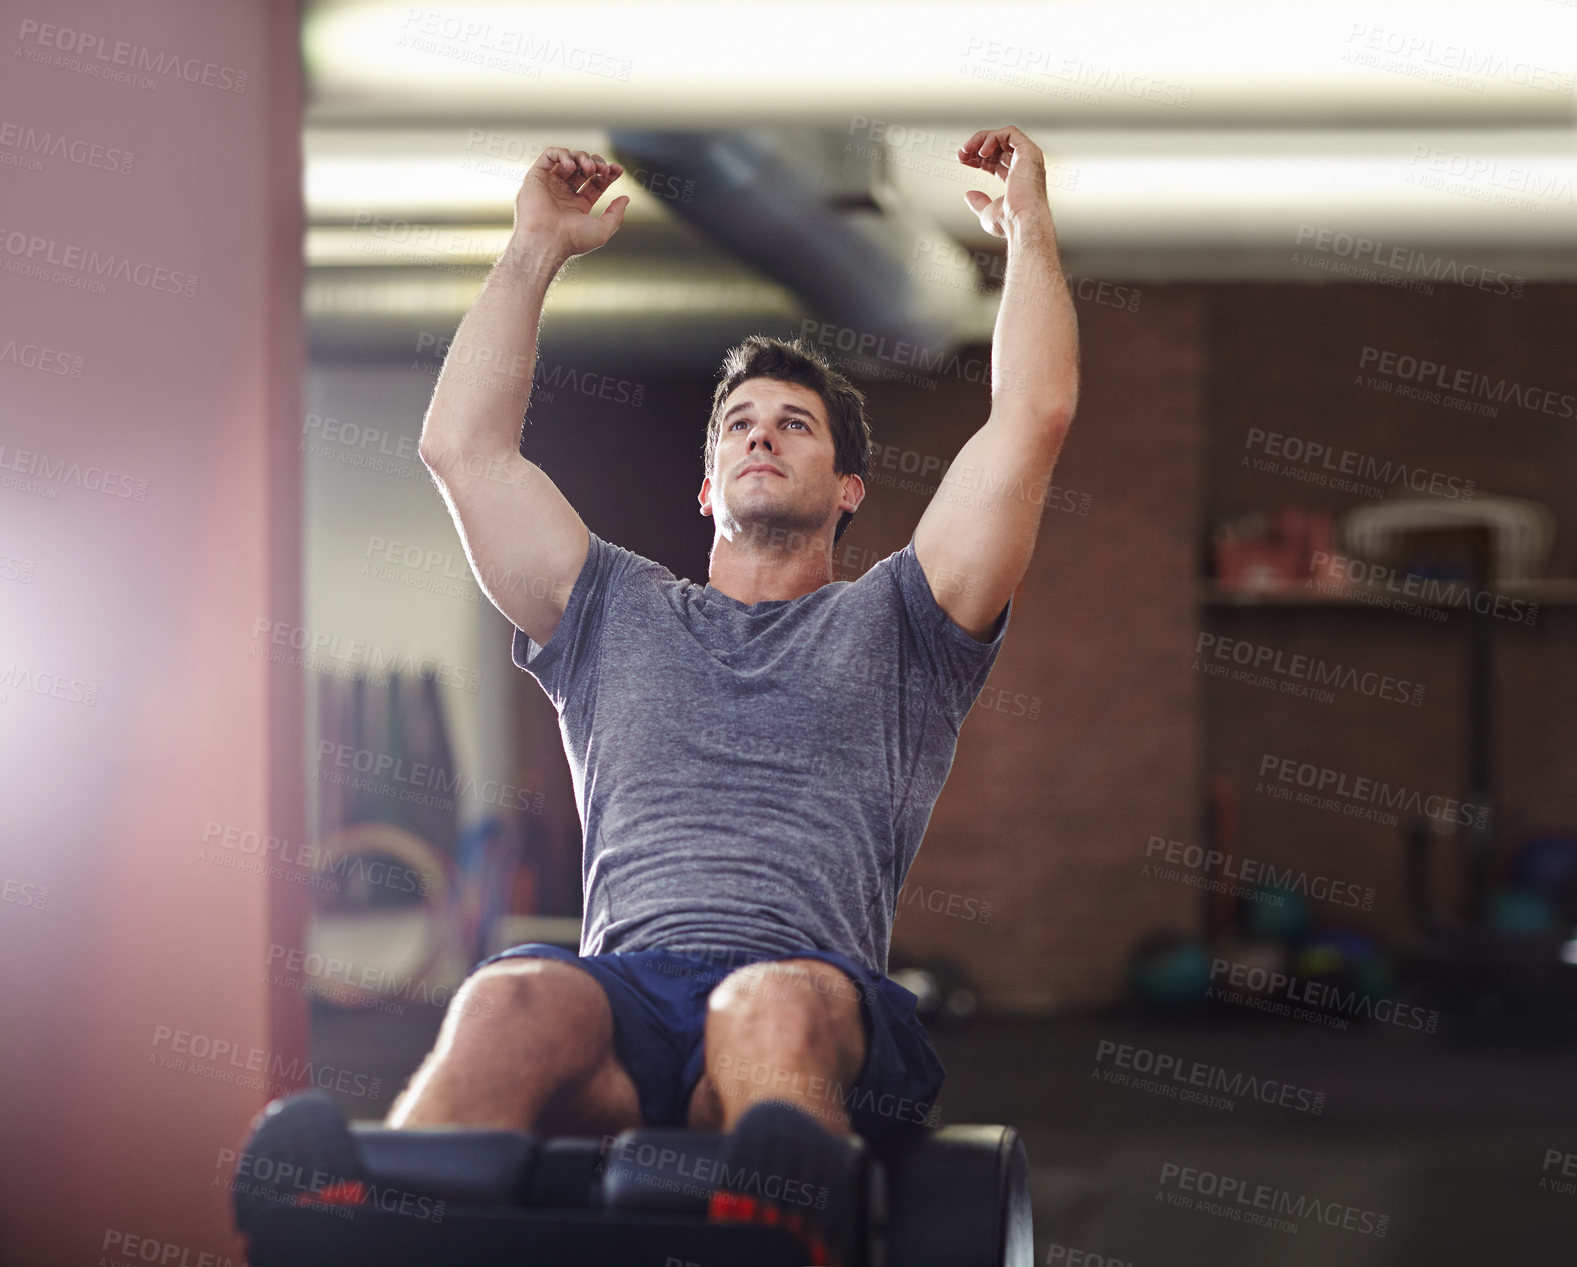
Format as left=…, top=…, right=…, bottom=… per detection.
left=704, top=335, right=872, bottom=544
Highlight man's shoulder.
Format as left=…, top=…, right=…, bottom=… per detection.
left=591, top=530, right=685, bottom=588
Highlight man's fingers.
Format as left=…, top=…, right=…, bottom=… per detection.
left=964, top=189, right=1005, bottom=237
left=528, top=146, right=584, bottom=196
left=962, top=127, right=1011, bottom=160
left=981, top=132, right=1023, bottom=176
left=595, top=195, right=630, bottom=241
left=959, top=144, right=1010, bottom=181
left=959, top=126, right=1041, bottom=178
left=535, top=146, right=578, bottom=174
left=580, top=167, right=622, bottom=202
left=574, top=154, right=623, bottom=196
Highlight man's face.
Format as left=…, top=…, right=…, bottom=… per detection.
left=699, top=377, right=860, bottom=544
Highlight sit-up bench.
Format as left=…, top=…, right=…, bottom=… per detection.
left=231, top=1091, right=1032, bottom=1267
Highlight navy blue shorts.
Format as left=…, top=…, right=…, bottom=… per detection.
left=472, top=943, right=946, bottom=1143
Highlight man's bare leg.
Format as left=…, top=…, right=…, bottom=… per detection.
left=686, top=957, right=867, bottom=1136
left=387, top=958, right=643, bottom=1136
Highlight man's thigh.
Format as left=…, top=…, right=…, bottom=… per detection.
left=476, top=943, right=726, bottom=1131
left=468, top=945, right=644, bottom=1135
left=684, top=949, right=946, bottom=1141
left=685, top=955, right=865, bottom=1130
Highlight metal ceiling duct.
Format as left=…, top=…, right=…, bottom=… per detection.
left=606, top=129, right=996, bottom=373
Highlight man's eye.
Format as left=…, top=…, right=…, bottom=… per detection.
left=730, top=417, right=806, bottom=430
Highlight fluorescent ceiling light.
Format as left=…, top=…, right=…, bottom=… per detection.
left=304, top=0, right=1577, bottom=124
left=304, top=127, right=1577, bottom=268
left=306, top=224, right=514, bottom=267
left=901, top=129, right=1577, bottom=249
left=305, top=127, right=630, bottom=221
left=305, top=273, right=799, bottom=318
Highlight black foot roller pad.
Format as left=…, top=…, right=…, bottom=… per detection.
left=230, top=1092, right=1033, bottom=1267
left=232, top=1091, right=369, bottom=1234
left=880, top=1123, right=1034, bottom=1267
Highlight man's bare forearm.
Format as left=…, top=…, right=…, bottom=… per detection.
left=993, top=212, right=1079, bottom=428
left=418, top=145, right=627, bottom=483
left=955, top=126, right=1080, bottom=435
left=416, top=233, right=568, bottom=473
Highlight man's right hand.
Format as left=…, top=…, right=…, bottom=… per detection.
left=514, top=147, right=629, bottom=261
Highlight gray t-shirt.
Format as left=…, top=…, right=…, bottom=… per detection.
left=512, top=530, right=1012, bottom=976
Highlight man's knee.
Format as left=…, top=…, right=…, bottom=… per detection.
left=451, top=959, right=611, bottom=1043
left=708, top=958, right=865, bottom=1061
left=389, top=958, right=633, bottom=1132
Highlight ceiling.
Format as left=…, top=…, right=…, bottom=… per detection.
left=300, top=0, right=1577, bottom=364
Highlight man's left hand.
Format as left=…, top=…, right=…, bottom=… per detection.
left=958, top=125, right=1052, bottom=238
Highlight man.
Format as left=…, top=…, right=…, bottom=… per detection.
left=394, top=125, right=1078, bottom=1263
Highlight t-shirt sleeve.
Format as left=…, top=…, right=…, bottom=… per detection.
left=890, top=535, right=1013, bottom=730
left=510, top=529, right=643, bottom=710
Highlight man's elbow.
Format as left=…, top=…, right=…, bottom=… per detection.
left=1046, top=368, right=1080, bottom=430
left=416, top=440, right=444, bottom=476
left=994, top=371, right=1077, bottom=429
left=418, top=433, right=464, bottom=473
left=1043, top=396, right=1077, bottom=434
left=988, top=399, right=1075, bottom=457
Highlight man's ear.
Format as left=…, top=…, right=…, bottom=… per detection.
left=841, top=472, right=866, bottom=515
left=698, top=474, right=712, bottom=515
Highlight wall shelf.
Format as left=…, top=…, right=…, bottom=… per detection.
left=1201, top=579, right=1577, bottom=609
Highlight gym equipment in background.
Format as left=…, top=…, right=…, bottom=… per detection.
left=302, top=822, right=465, bottom=1010
left=1205, top=780, right=1402, bottom=1026
left=304, top=667, right=480, bottom=1009
left=1407, top=820, right=1577, bottom=1038
left=1291, top=928, right=1393, bottom=1006
left=889, top=956, right=980, bottom=1030
left=1337, top=495, right=1554, bottom=586
left=1211, top=507, right=1338, bottom=592
left=1496, top=833, right=1577, bottom=934
left=1341, top=503, right=1577, bottom=1037
left=318, top=671, right=460, bottom=859
left=1125, top=931, right=1214, bottom=1013
left=230, top=1091, right=1033, bottom=1267
left=1144, top=496, right=1572, bottom=1032
left=1123, top=776, right=1407, bottom=1022
left=1237, top=884, right=1312, bottom=944
left=1125, top=776, right=1289, bottom=1014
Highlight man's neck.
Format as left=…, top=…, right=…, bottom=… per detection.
left=706, top=533, right=834, bottom=605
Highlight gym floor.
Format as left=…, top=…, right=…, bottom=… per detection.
left=313, top=1001, right=1577, bottom=1266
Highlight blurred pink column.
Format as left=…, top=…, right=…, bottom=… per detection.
left=0, top=1, right=307, bottom=1262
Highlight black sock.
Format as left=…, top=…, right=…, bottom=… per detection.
left=707, top=1099, right=864, bottom=1267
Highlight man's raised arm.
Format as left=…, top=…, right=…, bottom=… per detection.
left=912, top=125, right=1080, bottom=641
left=417, top=148, right=629, bottom=648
